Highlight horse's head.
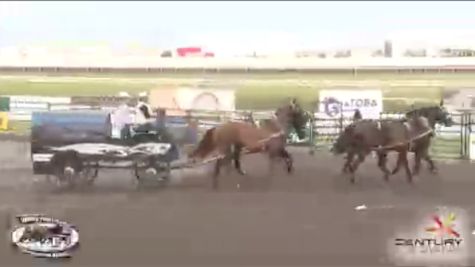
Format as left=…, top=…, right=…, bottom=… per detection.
left=406, top=100, right=453, bottom=128
left=276, top=98, right=309, bottom=139
left=433, top=100, right=453, bottom=127
left=244, top=111, right=256, bottom=126
left=330, top=124, right=355, bottom=155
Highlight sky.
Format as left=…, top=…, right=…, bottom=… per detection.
left=1, top=1, right=475, bottom=53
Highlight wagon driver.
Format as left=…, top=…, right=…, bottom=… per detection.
left=135, top=92, right=154, bottom=124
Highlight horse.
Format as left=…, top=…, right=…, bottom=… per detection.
left=331, top=112, right=423, bottom=183
left=19, top=225, right=51, bottom=243
left=399, top=101, right=453, bottom=175
left=339, top=109, right=363, bottom=173
left=189, top=99, right=309, bottom=189
left=337, top=101, right=453, bottom=178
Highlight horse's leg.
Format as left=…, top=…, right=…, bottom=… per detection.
left=212, top=159, right=221, bottom=190
left=267, top=147, right=278, bottom=176
left=423, top=152, right=437, bottom=174
left=377, top=151, right=390, bottom=181
left=391, top=152, right=403, bottom=175
left=342, top=152, right=354, bottom=173
left=412, top=139, right=437, bottom=174
left=212, top=146, right=233, bottom=190
left=280, top=148, right=293, bottom=174
left=400, top=150, right=413, bottom=183
left=349, top=152, right=366, bottom=184
left=413, top=150, right=422, bottom=176
left=233, top=143, right=246, bottom=175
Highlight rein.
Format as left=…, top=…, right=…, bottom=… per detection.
left=184, top=130, right=285, bottom=168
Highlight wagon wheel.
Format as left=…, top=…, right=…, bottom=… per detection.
left=79, top=162, right=99, bottom=186
left=133, top=156, right=171, bottom=188
left=4, top=211, right=20, bottom=252
left=50, top=151, right=83, bottom=190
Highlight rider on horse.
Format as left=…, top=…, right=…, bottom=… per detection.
left=353, top=109, right=362, bottom=121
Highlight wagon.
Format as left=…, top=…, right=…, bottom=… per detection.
left=30, top=110, right=198, bottom=188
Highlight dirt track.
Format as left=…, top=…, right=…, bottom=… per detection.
left=1, top=141, right=475, bottom=266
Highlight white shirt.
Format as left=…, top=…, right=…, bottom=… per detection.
left=110, top=104, right=133, bottom=138
left=113, top=104, right=133, bottom=127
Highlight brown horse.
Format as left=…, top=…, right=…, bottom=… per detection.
left=189, top=99, right=309, bottom=189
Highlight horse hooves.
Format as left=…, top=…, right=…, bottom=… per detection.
left=211, top=176, right=219, bottom=191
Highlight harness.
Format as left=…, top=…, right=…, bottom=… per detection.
left=372, top=125, right=433, bottom=152
left=187, top=130, right=286, bottom=167
left=187, top=106, right=300, bottom=168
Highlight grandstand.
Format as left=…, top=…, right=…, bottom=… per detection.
left=2, top=29, right=475, bottom=74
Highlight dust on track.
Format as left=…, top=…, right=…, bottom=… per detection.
left=1, top=141, right=475, bottom=266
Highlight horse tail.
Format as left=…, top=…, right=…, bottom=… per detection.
left=189, top=127, right=217, bottom=159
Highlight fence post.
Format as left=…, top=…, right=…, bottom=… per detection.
left=308, top=113, right=315, bottom=155
left=465, top=112, right=473, bottom=159
left=460, top=113, right=465, bottom=159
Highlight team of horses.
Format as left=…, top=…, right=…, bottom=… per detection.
left=188, top=98, right=454, bottom=189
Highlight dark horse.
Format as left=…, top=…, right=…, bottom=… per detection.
left=332, top=101, right=453, bottom=183
left=401, top=100, right=453, bottom=175
left=189, top=99, right=309, bottom=189
left=331, top=117, right=414, bottom=183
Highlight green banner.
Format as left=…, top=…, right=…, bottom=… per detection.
left=0, top=97, right=10, bottom=112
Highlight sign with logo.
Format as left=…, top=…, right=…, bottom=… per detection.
left=318, top=89, right=383, bottom=119
left=0, top=96, right=10, bottom=111
left=10, top=214, right=80, bottom=258
left=388, top=206, right=470, bottom=266
left=8, top=96, right=71, bottom=113
left=149, top=87, right=236, bottom=115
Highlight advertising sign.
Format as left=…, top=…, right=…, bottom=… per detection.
left=314, top=89, right=383, bottom=135
left=0, top=96, right=10, bottom=111
left=149, top=87, right=236, bottom=115
left=318, top=89, right=383, bottom=119
left=8, top=96, right=71, bottom=113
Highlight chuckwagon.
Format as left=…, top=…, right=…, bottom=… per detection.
left=30, top=110, right=198, bottom=188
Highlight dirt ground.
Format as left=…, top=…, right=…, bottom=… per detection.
left=1, top=141, right=475, bottom=267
